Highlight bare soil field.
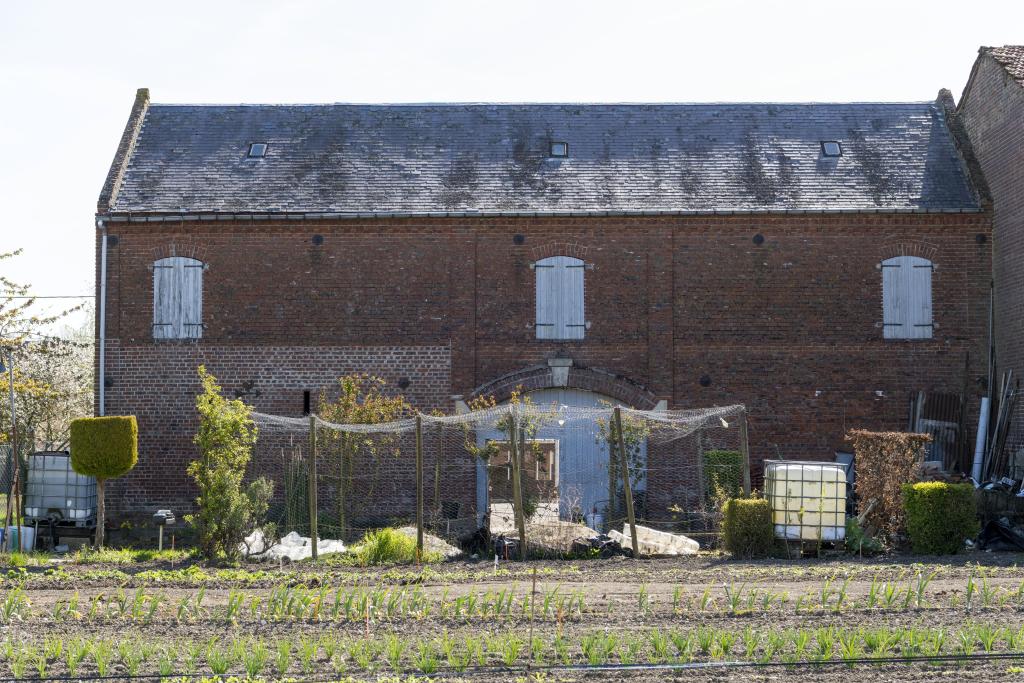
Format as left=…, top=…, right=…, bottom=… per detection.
left=2, top=552, right=1024, bottom=681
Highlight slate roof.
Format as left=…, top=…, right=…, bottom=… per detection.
left=106, top=101, right=980, bottom=215
left=985, top=45, right=1024, bottom=86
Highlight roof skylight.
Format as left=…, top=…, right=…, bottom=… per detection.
left=821, top=141, right=842, bottom=157
left=550, top=141, right=568, bottom=158
left=248, top=142, right=268, bottom=158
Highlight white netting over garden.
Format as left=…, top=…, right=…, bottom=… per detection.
left=250, top=400, right=748, bottom=558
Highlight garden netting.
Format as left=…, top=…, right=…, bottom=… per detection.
left=251, top=401, right=747, bottom=556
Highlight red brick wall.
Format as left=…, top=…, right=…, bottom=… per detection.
left=102, top=341, right=453, bottom=519
left=958, top=55, right=1024, bottom=458
left=97, top=213, right=991, bottom=522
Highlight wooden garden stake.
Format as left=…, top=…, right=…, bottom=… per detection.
left=415, top=414, right=424, bottom=561
left=308, top=415, right=318, bottom=560
left=739, top=409, right=752, bottom=496
left=433, top=423, right=442, bottom=518
left=509, top=411, right=527, bottom=560
left=614, top=406, right=639, bottom=557
left=519, top=425, right=530, bottom=559
left=607, top=436, right=618, bottom=526
left=527, top=566, right=538, bottom=670
left=338, top=435, right=347, bottom=540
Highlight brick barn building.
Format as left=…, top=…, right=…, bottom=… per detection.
left=95, top=88, right=990, bottom=527
left=957, top=46, right=1024, bottom=464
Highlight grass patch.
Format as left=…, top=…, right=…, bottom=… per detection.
left=70, top=547, right=194, bottom=565
left=350, top=528, right=441, bottom=566
left=0, top=551, right=54, bottom=567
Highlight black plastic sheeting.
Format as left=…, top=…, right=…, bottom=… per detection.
left=978, top=518, right=1024, bottom=552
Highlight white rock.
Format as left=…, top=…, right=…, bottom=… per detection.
left=609, top=523, right=699, bottom=556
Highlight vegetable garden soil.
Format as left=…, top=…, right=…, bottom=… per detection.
left=3, top=552, right=1024, bottom=681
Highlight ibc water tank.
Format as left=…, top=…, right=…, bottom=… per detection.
left=23, top=451, right=97, bottom=526
left=764, top=461, right=847, bottom=542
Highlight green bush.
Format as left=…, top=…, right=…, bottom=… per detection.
left=722, top=497, right=774, bottom=558
left=186, top=366, right=274, bottom=564
left=70, top=415, right=138, bottom=548
left=902, top=482, right=979, bottom=555
left=354, top=528, right=438, bottom=565
left=704, top=450, right=743, bottom=500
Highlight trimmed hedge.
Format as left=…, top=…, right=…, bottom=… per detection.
left=704, top=449, right=743, bottom=500
left=722, top=497, right=773, bottom=558
left=902, top=482, right=979, bottom=555
left=70, top=416, right=138, bottom=479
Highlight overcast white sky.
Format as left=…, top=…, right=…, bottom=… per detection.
left=1, top=0, right=1021, bottom=331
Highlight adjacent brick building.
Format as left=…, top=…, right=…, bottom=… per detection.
left=95, top=89, right=991, bottom=528
left=957, top=46, right=1024, bottom=467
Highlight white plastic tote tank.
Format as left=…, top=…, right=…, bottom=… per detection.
left=764, top=461, right=847, bottom=541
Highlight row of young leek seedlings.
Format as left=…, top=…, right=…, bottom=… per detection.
left=1, top=622, right=1023, bottom=678
left=673, top=572, right=1024, bottom=615
left=7, top=570, right=1024, bottom=629
left=32, top=582, right=588, bottom=626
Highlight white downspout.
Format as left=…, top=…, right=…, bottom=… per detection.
left=972, top=396, right=989, bottom=484
left=97, top=218, right=107, bottom=416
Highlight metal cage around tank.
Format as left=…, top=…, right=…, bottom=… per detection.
left=23, top=451, right=97, bottom=527
left=764, top=460, right=847, bottom=543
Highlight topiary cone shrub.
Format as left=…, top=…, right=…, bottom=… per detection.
left=722, top=497, right=774, bottom=558
left=69, top=415, right=138, bottom=548
left=902, top=482, right=979, bottom=555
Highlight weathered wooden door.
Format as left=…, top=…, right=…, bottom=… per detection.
left=486, top=440, right=559, bottom=504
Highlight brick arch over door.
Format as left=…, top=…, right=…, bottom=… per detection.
left=529, top=240, right=590, bottom=261
left=469, top=364, right=659, bottom=409
left=878, top=238, right=939, bottom=262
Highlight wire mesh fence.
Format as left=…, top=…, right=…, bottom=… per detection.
left=251, top=401, right=748, bottom=557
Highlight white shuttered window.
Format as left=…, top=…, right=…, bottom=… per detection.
left=153, top=256, right=204, bottom=340
left=535, top=255, right=585, bottom=340
left=882, top=255, right=933, bottom=340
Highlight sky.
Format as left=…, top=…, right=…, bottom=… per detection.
left=1, top=0, right=1021, bottom=332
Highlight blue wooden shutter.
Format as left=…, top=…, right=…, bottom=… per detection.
left=153, top=256, right=204, bottom=340
left=908, top=257, right=933, bottom=339
left=535, top=256, right=585, bottom=340
left=882, top=255, right=932, bottom=340
left=535, top=257, right=558, bottom=339
left=882, top=256, right=906, bottom=339
left=563, top=257, right=585, bottom=340
left=153, top=259, right=176, bottom=340
left=181, top=259, right=204, bottom=339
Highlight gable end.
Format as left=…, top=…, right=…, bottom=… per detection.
left=97, top=88, right=150, bottom=214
